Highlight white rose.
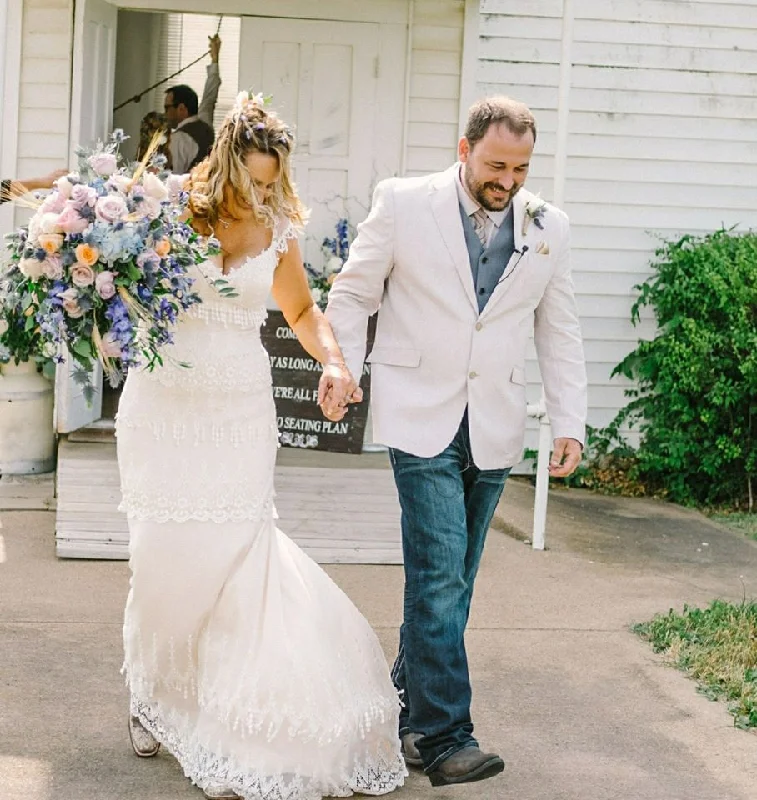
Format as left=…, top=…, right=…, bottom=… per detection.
left=108, top=174, right=132, bottom=193
left=28, top=213, right=43, bottom=242
left=138, top=196, right=162, bottom=221
left=142, top=172, right=169, bottom=201
left=0, top=319, right=8, bottom=335
left=41, top=341, right=57, bottom=358
left=165, top=174, right=187, bottom=201
left=325, top=256, right=343, bottom=275
left=56, top=176, right=73, bottom=200
left=40, top=212, right=63, bottom=235
left=19, top=257, right=44, bottom=280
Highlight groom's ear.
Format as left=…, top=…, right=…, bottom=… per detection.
left=458, top=136, right=471, bottom=163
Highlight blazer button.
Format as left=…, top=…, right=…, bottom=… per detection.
left=475, top=322, right=483, bottom=331
left=469, top=371, right=478, bottom=379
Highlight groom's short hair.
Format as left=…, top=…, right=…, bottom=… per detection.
left=465, top=96, right=537, bottom=149
left=166, top=84, right=199, bottom=116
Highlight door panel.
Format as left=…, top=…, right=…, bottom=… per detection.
left=58, top=0, right=118, bottom=432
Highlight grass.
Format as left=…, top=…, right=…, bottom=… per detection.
left=634, top=600, right=757, bottom=729
left=710, top=512, right=757, bottom=541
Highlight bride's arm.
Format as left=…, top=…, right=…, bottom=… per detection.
left=271, top=237, right=361, bottom=420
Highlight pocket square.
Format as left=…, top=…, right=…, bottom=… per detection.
left=535, top=241, right=550, bottom=255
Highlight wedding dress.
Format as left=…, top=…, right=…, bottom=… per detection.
left=116, top=219, right=405, bottom=799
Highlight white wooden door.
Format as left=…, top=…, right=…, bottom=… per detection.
left=56, top=0, right=118, bottom=432
left=238, top=19, right=381, bottom=266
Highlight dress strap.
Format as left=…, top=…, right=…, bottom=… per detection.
left=273, top=217, right=298, bottom=256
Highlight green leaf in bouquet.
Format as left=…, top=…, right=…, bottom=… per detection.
left=125, top=263, right=142, bottom=282
left=72, top=339, right=93, bottom=360
left=24, top=314, right=36, bottom=332
left=211, top=278, right=239, bottom=298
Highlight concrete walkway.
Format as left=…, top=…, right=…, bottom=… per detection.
left=1, top=475, right=756, bottom=799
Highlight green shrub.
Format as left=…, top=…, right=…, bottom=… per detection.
left=610, top=229, right=757, bottom=508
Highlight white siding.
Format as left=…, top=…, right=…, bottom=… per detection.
left=477, top=0, right=757, bottom=440
left=15, top=0, right=72, bottom=225
left=405, top=0, right=465, bottom=176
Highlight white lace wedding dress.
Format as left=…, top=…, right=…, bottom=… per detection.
left=115, top=219, right=405, bottom=800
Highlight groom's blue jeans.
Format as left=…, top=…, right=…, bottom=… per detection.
left=389, top=412, right=510, bottom=772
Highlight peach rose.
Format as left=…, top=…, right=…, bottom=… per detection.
left=38, top=234, right=64, bottom=255
left=70, top=264, right=96, bottom=287
left=75, top=243, right=99, bottom=267
left=60, top=288, right=83, bottom=318
left=154, top=239, right=171, bottom=257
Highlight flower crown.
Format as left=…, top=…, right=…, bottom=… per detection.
left=230, top=90, right=293, bottom=147
left=233, top=89, right=270, bottom=115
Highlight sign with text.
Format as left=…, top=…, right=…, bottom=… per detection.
left=260, top=311, right=375, bottom=454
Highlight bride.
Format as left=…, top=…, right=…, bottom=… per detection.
left=115, top=93, right=406, bottom=800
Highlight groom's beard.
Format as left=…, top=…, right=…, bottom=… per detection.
left=464, top=164, right=521, bottom=212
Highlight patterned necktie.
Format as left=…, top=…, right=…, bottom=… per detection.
left=471, top=208, right=489, bottom=248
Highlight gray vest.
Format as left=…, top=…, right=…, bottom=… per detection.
left=459, top=203, right=515, bottom=312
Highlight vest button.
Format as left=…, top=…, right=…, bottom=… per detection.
left=479, top=288, right=486, bottom=295
left=481, top=256, right=488, bottom=264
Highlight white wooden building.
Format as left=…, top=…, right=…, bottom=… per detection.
left=1, top=0, right=756, bottom=554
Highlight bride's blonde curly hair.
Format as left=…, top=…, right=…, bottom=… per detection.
left=187, top=94, right=307, bottom=235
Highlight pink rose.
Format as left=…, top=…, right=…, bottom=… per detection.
left=41, top=255, right=63, bottom=280
left=88, top=152, right=117, bottom=176
left=40, top=192, right=65, bottom=214
left=70, top=263, right=95, bottom=287
left=100, top=331, right=122, bottom=358
left=57, top=206, right=90, bottom=234
left=60, top=288, right=84, bottom=318
left=70, top=184, right=98, bottom=210
left=95, top=195, right=128, bottom=224
left=19, top=257, right=44, bottom=280
left=95, top=270, right=116, bottom=299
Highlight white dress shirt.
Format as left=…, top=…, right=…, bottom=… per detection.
left=455, top=165, right=507, bottom=248
left=170, top=63, right=221, bottom=174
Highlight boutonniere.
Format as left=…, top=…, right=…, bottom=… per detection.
left=522, top=195, right=547, bottom=237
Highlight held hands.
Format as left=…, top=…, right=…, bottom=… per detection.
left=548, top=437, right=583, bottom=478
left=317, top=362, right=363, bottom=422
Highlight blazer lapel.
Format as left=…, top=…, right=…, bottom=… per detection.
left=428, top=167, right=478, bottom=311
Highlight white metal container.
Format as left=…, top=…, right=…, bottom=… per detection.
left=0, top=360, right=55, bottom=474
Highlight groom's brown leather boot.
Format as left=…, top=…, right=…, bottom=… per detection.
left=427, top=745, right=505, bottom=787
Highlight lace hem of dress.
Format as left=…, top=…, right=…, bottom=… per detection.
left=130, top=696, right=406, bottom=800
left=185, top=302, right=268, bottom=329
left=116, top=415, right=278, bottom=446
left=119, top=493, right=276, bottom=524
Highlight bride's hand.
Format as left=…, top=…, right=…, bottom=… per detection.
left=318, top=363, right=363, bottom=421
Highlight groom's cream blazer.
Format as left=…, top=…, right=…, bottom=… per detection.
left=325, top=164, right=587, bottom=470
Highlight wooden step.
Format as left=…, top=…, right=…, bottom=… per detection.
left=55, top=439, right=402, bottom=564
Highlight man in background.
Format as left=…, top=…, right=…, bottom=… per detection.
left=163, top=35, right=222, bottom=174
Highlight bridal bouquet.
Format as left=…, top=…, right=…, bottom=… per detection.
left=0, top=130, right=218, bottom=399
left=305, top=217, right=351, bottom=309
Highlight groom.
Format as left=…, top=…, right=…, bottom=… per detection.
left=325, top=96, right=587, bottom=787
